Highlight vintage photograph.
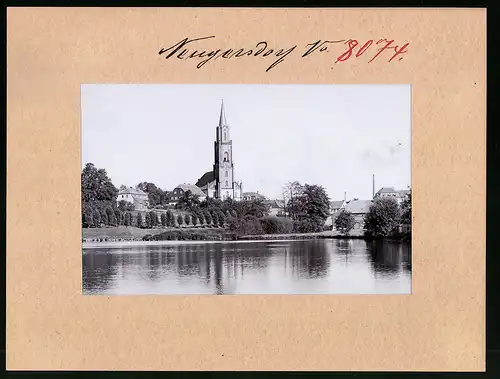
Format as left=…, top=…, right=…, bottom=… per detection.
left=82, top=84, right=411, bottom=295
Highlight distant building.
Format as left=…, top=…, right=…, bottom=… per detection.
left=264, top=199, right=286, bottom=217
left=195, top=100, right=243, bottom=201
left=341, top=199, right=373, bottom=232
left=374, top=187, right=410, bottom=204
left=326, top=200, right=347, bottom=227
left=242, top=192, right=267, bottom=201
left=116, top=186, right=149, bottom=211
left=169, top=183, right=206, bottom=205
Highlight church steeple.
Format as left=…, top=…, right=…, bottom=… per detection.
left=219, top=99, right=227, bottom=127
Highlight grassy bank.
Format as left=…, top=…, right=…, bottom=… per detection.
left=83, top=226, right=410, bottom=243
left=82, top=226, right=223, bottom=242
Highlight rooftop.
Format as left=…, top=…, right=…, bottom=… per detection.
left=174, top=183, right=206, bottom=197
left=344, top=200, right=373, bottom=214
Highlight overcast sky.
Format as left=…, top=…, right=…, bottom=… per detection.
left=81, top=84, right=411, bottom=201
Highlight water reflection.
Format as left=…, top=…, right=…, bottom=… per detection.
left=83, top=239, right=412, bottom=295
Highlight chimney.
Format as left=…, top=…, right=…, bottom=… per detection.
left=372, top=174, right=375, bottom=199
left=344, top=191, right=346, bottom=202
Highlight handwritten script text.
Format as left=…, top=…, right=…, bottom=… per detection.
left=158, top=36, right=410, bottom=72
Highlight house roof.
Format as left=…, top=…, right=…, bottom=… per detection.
left=118, top=186, right=147, bottom=196
left=375, top=187, right=397, bottom=195
left=330, top=200, right=345, bottom=209
left=263, top=199, right=284, bottom=208
left=174, top=183, right=206, bottom=197
left=398, top=189, right=411, bottom=196
left=344, top=200, right=373, bottom=214
left=195, top=171, right=215, bottom=188
left=243, top=192, right=266, bottom=199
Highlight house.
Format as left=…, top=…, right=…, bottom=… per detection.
left=116, top=186, right=149, bottom=211
left=169, top=183, right=207, bottom=204
left=374, top=187, right=410, bottom=204
left=325, top=200, right=346, bottom=227
left=242, top=192, right=267, bottom=201
left=264, top=199, right=286, bottom=217
left=339, top=199, right=373, bottom=233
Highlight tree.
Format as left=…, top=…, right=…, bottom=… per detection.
left=283, top=181, right=304, bottom=220
left=81, top=163, right=118, bottom=203
left=136, top=213, right=143, bottom=228
left=93, top=208, right=101, bottom=226
left=124, top=212, right=132, bottom=226
left=176, top=190, right=201, bottom=210
left=184, top=214, right=191, bottom=226
left=211, top=211, right=219, bottom=227
left=117, top=200, right=135, bottom=212
left=100, top=209, right=109, bottom=225
left=191, top=214, right=198, bottom=226
left=364, top=197, right=401, bottom=237
left=166, top=210, right=174, bottom=227
left=137, top=182, right=167, bottom=207
left=149, top=211, right=158, bottom=227
left=334, top=210, right=355, bottom=236
left=106, top=206, right=117, bottom=226
left=204, top=210, right=212, bottom=226
left=218, top=210, right=226, bottom=227
left=144, top=212, right=152, bottom=228
left=400, top=190, right=412, bottom=226
left=291, top=184, right=330, bottom=232
left=114, top=209, right=123, bottom=225
left=82, top=204, right=94, bottom=228
left=177, top=214, right=184, bottom=226
left=161, top=212, right=167, bottom=227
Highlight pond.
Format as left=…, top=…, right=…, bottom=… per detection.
left=82, top=239, right=412, bottom=295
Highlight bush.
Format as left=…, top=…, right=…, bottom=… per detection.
left=191, top=214, right=198, bottom=226
left=177, top=214, right=184, bottom=226
left=293, top=219, right=319, bottom=233
left=259, top=216, right=294, bottom=234
left=160, top=212, right=167, bottom=227
left=184, top=214, right=191, bottom=226
left=228, top=215, right=264, bottom=236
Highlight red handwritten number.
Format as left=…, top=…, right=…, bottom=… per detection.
left=389, top=42, right=410, bottom=62
left=368, top=39, right=395, bottom=63
left=336, top=39, right=358, bottom=63
left=356, top=40, right=373, bottom=57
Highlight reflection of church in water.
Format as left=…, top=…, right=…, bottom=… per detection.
left=195, top=101, right=243, bottom=201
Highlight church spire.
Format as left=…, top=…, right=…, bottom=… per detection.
left=219, top=99, right=227, bottom=126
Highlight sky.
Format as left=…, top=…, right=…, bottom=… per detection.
left=81, top=84, right=411, bottom=201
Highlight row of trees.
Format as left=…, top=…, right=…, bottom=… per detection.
left=171, top=182, right=331, bottom=236
left=334, top=193, right=412, bottom=237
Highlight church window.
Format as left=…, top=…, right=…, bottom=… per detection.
left=223, top=152, right=229, bottom=162
left=224, top=131, right=227, bottom=140
left=225, top=180, right=228, bottom=187
left=225, top=170, right=228, bottom=177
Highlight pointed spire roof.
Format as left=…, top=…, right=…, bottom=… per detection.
left=219, top=99, right=227, bottom=126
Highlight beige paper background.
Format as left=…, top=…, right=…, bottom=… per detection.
left=7, top=8, right=486, bottom=371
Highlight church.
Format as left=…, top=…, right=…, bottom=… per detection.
left=195, top=101, right=243, bottom=201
